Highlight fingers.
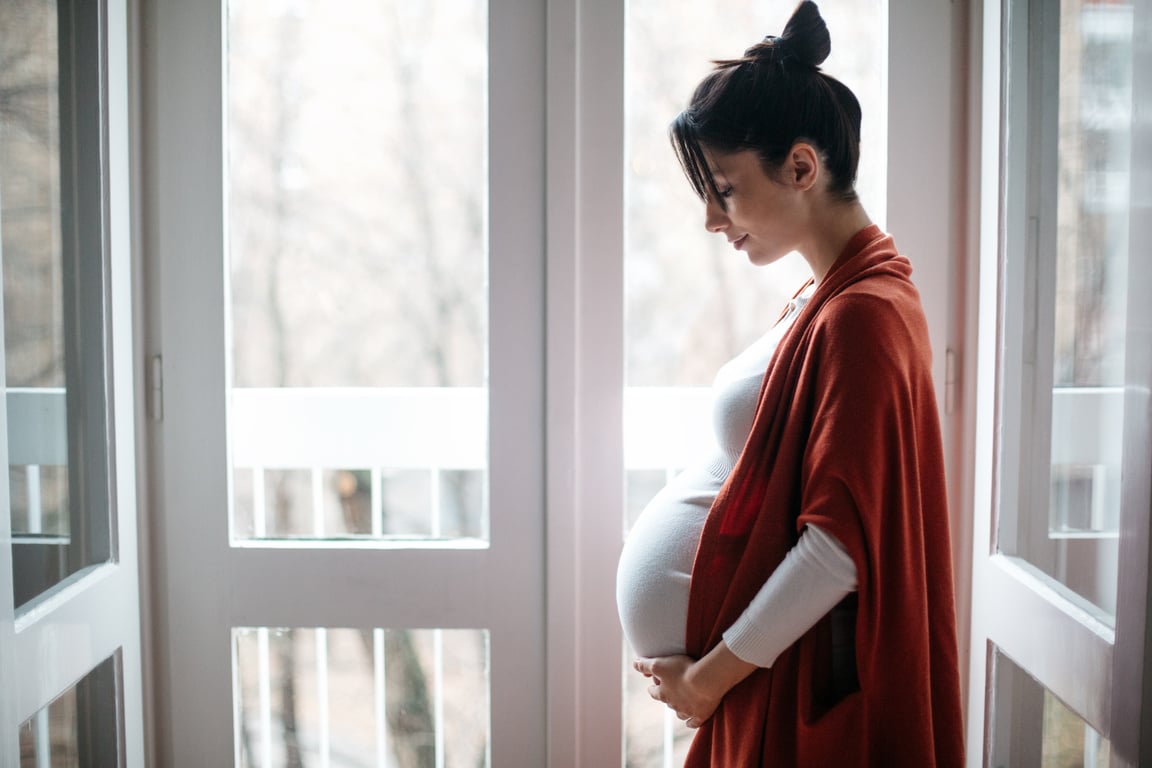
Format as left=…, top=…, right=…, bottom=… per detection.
left=633, top=658, right=662, bottom=685
left=636, top=655, right=712, bottom=729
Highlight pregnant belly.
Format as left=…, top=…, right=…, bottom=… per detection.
left=615, top=482, right=713, bottom=658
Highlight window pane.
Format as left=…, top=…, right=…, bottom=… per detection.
left=2, top=0, right=113, bottom=607
left=1046, top=0, right=1131, bottom=613
left=622, top=2, right=888, bottom=762
left=991, top=648, right=1110, bottom=767
left=18, top=654, right=120, bottom=768
left=0, top=0, right=65, bottom=392
left=233, top=627, right=490, bottom=767
left=1002, top=0, right=1133, bottom=618
left=225, top=0, right=489, bottom=545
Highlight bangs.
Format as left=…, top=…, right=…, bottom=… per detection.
left=670, top=112, right=723, bottom=206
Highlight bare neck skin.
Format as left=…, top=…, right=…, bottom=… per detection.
left=798, top=199, right=873, bottom=286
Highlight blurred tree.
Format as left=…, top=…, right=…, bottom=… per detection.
left=0, top=0, right=65, bottom=389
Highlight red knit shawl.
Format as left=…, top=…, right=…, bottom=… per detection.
left=684, top=226, right=964, bottom=767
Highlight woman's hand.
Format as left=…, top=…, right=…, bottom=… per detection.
left=633, top=655, right=720, bottom=728
left=634, top=642, right=757, bottom=728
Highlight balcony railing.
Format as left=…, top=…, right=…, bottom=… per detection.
left=7, top=384, right=1125, bottom=540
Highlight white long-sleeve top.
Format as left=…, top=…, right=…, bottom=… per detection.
left=616, top=286, right=857, bottom=666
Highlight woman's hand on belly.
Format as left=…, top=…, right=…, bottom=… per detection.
left=633, top=641, right=757, bottom=728
left=634, top=655, right=718, bottom=728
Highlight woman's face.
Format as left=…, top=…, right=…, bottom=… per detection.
left=701, top=148, right=808, bottom=267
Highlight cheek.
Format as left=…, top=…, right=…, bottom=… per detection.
left=733, top=196, right=770, bottom=225
left=727, top=202, right=751, bottom=227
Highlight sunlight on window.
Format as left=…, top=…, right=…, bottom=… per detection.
left=225, top=0, right=489, bottom=545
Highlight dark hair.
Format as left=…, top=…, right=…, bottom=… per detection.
left=671, top=1, right=862, bottom=206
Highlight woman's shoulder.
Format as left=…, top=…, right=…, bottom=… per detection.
left=807, top=276, right=933, bottom=369
left=817, top=275, right=925, bottom=331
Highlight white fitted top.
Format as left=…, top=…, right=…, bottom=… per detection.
left=616, top=286, right=858, bottom=665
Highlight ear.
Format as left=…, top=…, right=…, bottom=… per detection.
left=785, top=142, right=821, bottom=192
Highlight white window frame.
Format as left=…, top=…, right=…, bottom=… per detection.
left=1111, top=0, right=1152, bottom=756
left=544, top=0, right=625, bottom=762
left=0, top=0, right=145, bottom=762
left=141, top=0, right=547, bottom=763
left=966, top=0, right=1152, bottom=764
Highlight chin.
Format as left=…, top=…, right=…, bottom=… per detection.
left=748, top=251, right=783, bottom=267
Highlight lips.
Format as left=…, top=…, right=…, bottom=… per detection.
left=730, top=234, right=748, bottom=250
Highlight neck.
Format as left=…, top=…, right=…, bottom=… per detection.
left=799, top=200, right=874, bottom=286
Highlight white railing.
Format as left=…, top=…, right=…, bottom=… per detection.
left=234, top=626, right=481, bottom=768
left=229, top=385, right=1125, bottom=538
left=228, top=387, right=715, bottom=542
left=231, top=388, right=487, bottom=471
left=5, top=379, right=1127, bottom=553
left=1049, top=386, right=1125, bottom=535
left=231, top=386, right=716, bottom=470
left=231, top=388, right=486, bottom=542
left=0, top=385, right=711, bottom=540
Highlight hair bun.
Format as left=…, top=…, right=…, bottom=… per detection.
left=776, top=1, right=831, bottom=69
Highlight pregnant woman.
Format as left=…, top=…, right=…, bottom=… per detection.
left=615, top=3, right=964, bottom=766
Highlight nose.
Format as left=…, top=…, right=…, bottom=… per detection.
left=704, top=197, right=728, bottom=233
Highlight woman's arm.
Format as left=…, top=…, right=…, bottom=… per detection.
left=723, top=523, right=856, bottom=666
left=635, top=524, right=857, bottom=726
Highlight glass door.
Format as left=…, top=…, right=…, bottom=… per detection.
left=968, top=0, right=1150, bottom=763
left=0, top=0, right=145, bottom=763
left=146, top=0, right=545, bottom=763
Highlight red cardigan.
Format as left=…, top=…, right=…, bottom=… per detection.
left=685, top=226, right=964, bottom=767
